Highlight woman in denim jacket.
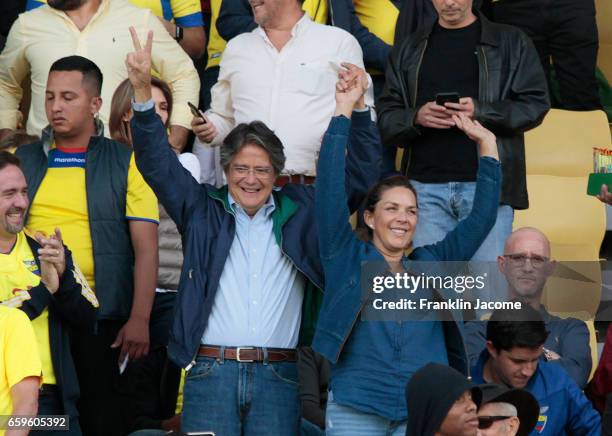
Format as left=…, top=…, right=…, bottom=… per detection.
left=313, top=74, right=502, bottom=436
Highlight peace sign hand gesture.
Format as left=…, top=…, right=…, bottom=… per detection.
left=126, top=26, right=153, bottom=98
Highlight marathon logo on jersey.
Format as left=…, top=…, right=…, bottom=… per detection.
left=536, top=406, right=548, bottom=433
left=49, top=148, right=87, bottom=168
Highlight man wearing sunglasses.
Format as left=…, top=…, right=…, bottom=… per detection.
left=471, top=305, right=600, bottom=435
left=465, top=227, right=592, bottom=387
left=476, top=384, right=539, bottom=436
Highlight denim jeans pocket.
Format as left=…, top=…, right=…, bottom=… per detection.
left=266, top=361, right=299, bottom=386
left=185, top=357, right=218, bottom=381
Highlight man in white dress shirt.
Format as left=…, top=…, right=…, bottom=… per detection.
left=192, top=0, right=371, bottom=184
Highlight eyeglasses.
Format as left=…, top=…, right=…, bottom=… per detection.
left=478, top=416, right=512, bottom=429
left=503, top=253, right=549, bottom=268
left=230, top=165, right=274, bottom=179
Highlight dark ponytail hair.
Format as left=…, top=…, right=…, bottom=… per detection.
left=357, top=175, right=418, bottom=241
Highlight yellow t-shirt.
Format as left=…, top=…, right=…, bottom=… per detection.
left=0, top=232, right=55, bottom=385
left=0, top=305, right=42, bottom=435
left=26, top=0, right=204, bottom=27
left=303, top=0, right=328, bottom=25
left=27, top=145, right=159, bottom=291
left=352, top=0, right=399, bottom=46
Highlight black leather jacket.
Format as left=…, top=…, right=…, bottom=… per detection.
left=378, top=13, right=550, bottom=210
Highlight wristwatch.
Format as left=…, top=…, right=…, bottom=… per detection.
left=174, top=25, right=183, bottom=42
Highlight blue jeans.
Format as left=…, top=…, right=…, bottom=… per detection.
left=182, top=355, right=300, bottom=435
left=325, top=392, right=406, bottom=436
left=410, top=180, right=514, bottom=259
left=411, top=180, right=514, bottom=311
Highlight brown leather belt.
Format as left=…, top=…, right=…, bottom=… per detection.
left=198, top=345, right=298, bottom=362
left=275, top=174, right=316, bottom=187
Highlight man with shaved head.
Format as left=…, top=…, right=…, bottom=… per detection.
left=465, top=227, right=592, bottom=387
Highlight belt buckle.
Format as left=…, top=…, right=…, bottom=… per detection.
left=236, top=347, right=255, bottom=362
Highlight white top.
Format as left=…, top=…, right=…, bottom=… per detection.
left=206, top=14, right=371, bottom=176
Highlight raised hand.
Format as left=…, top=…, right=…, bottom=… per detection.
left=334, top=63, right=368, bottom=117
left=126, top=26, right=153, bottom=101
left=453, top=113, right=498, bottom=160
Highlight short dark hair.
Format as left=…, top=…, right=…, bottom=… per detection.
left=486, top=304, right=549, bottom=352
left=221, top=121, right=286, bottom=175
left=49, top=55, right=103, bottom=95
left=0, top=151, right=21, bottom=172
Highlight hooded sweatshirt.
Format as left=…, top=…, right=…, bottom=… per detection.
left=405, top=363, right=481, bottom=436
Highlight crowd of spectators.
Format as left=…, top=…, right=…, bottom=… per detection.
left=0, top=0, right=610, bottom=435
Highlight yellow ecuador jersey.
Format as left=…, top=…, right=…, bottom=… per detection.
left=0, top=232, right=55, bottom=385
left=26, top=0, right=204, bottom=27
left=0, top=305, right=42, bottom=435
left=27, top=145, right=159, bottom=291
left=353, top=0, right=399, bottom=46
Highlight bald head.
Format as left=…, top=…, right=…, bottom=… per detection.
left=504, top=227, right=551, bottom=258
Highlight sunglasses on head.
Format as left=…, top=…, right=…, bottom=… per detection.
left=478, top=416, right=512, bottom=429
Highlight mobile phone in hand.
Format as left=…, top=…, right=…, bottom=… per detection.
left=435, top=92, right=460, bottom=106
left=188, top=101, right=207, bottom=124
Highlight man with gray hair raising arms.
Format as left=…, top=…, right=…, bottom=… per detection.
left=125, top=28, right=380, bottom=434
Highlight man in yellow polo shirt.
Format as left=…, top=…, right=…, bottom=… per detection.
left=0, top=0, right=199, bottom=151
left=0, top=306, right=41, bottom=436
left=16, top=55, right=159, bottom=436
left=0, top=149, right=98, bottom=436
left=25, top=0, right=206, bottom=59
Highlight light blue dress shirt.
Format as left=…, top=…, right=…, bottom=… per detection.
left=201, top=193, right=305, bottom=348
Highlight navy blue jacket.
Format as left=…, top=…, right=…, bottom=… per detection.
left=217, top=0, right=391, bottom=71
left=472, top=351, right=601, bottom=435
left=465, top=306, right=592, bottom=388
left=131, top=107, right=380, bottom=369
left=312, top=115, right=502, bottom=370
